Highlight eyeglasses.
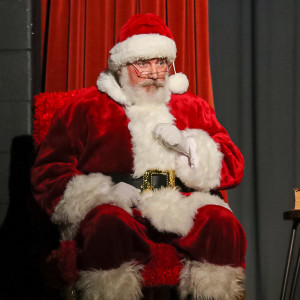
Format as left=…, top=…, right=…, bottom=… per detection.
left=131, top=62, right=172, bottom=79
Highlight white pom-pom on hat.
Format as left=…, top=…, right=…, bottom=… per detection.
left=168, top=72, right=189, bottom=94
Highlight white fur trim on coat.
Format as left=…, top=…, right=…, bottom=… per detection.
left=175, top=128, right=223, bottom=192
left=51, top=173, right=123, bottom=240
left=51, top=173, right=113, bottom=225
left=52, top=173, right=141, bottom=240
left=126, top=104, right=176, bottom=177
left=108, top=34, right=177, bottom=71
left=97, top=71, right=131, bottom=106
left=97, top=67, right=188, bottom=106
left=75, top=261, right=143, bottom=300
left=178, top=260, right=245, bottom=300
left=137, top=188, right=230, bottom=236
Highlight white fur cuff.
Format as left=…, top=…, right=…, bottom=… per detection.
left=108, top=34, right=176, bottom=71
left=75, top=261, right=143, bottom=300
left=97, top=72, right=130, bottom=106
left=51, top=173, right=113, bottom=227
left=138, top=189, right=230, bottom=236
left=175, top=128, right=223, bottom=191
left=179, top=260, right=245, bottom=300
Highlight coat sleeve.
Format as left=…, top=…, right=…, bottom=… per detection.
left=173, top=93, right=244, bottom=192
left=31, top=102, right=114, bottom=238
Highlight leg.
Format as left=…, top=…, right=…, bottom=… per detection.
left=74, top=204, right=152, bottom=300
left=174, top=205, right=247, bottom=300
left=280, top=221, right=298, bottom=300
left=174, top=205, right=246, bottom=267
left=76, top=204, right=152, bottom=270
left=289, top=244, right=300, bottom=300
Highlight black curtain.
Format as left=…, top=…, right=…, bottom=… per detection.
left=209, top=0, right=300, bottom=299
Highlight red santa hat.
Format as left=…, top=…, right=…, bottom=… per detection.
left=108, top=13, right=189, bottom=94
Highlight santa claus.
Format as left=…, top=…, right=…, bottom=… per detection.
left=31, top=13, right=246, bottom=300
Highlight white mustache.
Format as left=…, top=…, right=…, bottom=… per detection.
left=139, top=80, right=165, bottom=87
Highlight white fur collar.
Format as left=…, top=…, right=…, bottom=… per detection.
left=97, top=71, right=132, bottom=106
left=97, top=70, right=189, bottom=106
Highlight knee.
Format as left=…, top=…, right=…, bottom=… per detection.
left=81, top=204, right=131, bottom=225
left=87, top=203, right=130, bottom=218
left=194, top=205, right=246, bottom=265
left=196, top=205, right=237, bottom=224
left=76, top=204, right=134, bottom=239
left=195, top=205, right=246, bottom=241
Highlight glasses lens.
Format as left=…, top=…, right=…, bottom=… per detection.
left=138, top=72, right=150, bottom=78
left=137, top=70, right=168, bottom=79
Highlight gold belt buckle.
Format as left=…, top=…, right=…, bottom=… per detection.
left=141, top=169, right=175, bottom=192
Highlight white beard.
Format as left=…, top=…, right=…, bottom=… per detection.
left=119, top=69, right=176, bottom=176
left=119, top=68, right=171, bottom=106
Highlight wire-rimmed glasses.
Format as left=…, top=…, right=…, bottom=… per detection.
left=131, top=62, right=172, bottom=79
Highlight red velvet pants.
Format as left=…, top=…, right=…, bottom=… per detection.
left=75, top=203, right=246, bottom=273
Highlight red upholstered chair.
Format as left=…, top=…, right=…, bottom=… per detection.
left=33, top=89, right=183, bottom=298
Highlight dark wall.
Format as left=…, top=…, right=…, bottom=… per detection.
left=209, top=1, right=300, bottom=299
left=0, top=0, right=40, bottom=224
left=0, top=1, right=45, bottom=298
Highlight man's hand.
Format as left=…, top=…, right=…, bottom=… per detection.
left=153, top=123, right=195, bottom=168
left=152, top=123, right=190, bottom=156
left=110, top=182, right=141, bottom=208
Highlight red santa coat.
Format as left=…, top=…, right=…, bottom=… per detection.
left=31, top=76, right=246, bottom=299
left=31, top=83, right=244, bottom=240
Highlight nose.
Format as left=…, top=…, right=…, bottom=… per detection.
left=148, top=63, right=159, bottom=79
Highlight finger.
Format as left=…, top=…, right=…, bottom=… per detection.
left=127, top=184, right=141, bottom=194
left=152, top=126, right=162, bottom=139
left=131, top=188, right=141, bottom=199
left=131, top=193, right=141, bottom=206
left=175, top=143, right=190, bottom=156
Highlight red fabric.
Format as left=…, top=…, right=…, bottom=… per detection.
left=33, top=88, right=90, bottom=146
left=174, top=205, right=247, bottom=268
left=40, top=0, right=214, bottom=107
left=44, top=240, right=79, bottom=287
left=119, top=13, right=174, bottom=41
left=76, top=204, right=184, bottom=286
left=76, top=204, right=152, bottom=270
left=170, top=93, right=245, bottom=191
left=142, top=243, right=183, bottom=287
left=55, top=204, right=245, bottom=286
left=46, top=205, right=184, bottom=287
left=31, top=87, right=243, bottom=216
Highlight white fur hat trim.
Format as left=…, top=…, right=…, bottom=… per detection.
left=108, top=34, right=177, bottom=71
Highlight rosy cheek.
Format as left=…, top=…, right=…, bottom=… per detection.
left=127, top=69, right=137, bottom=84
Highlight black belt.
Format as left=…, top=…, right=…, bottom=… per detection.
left=107, top=171, right=194, bottom=193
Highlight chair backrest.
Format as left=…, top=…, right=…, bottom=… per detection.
left=33, top=88, right=89, bottom=147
